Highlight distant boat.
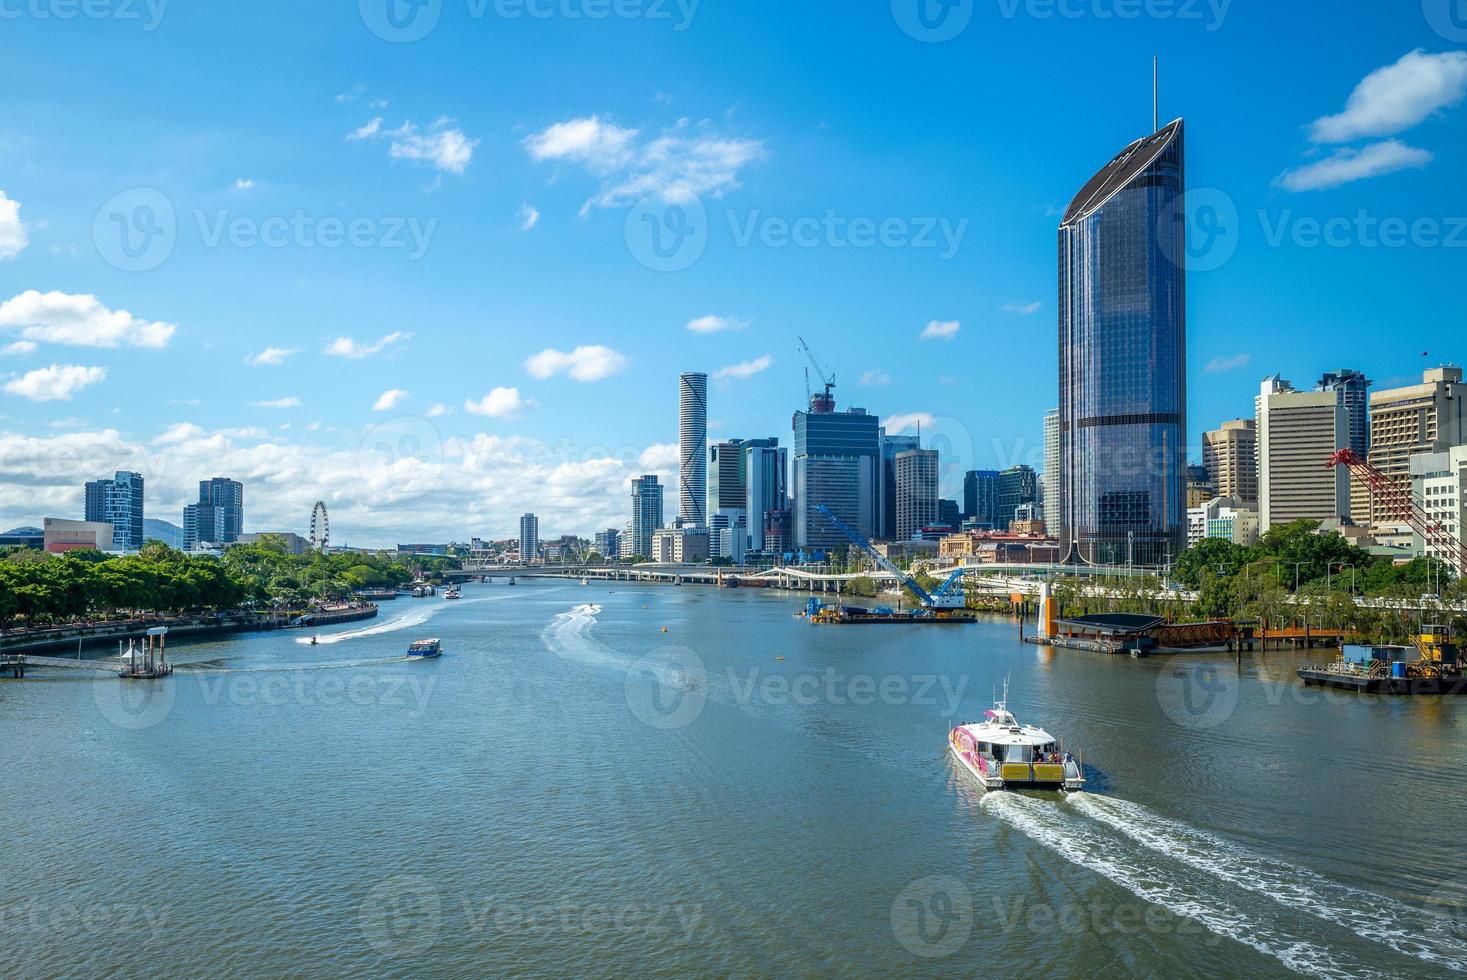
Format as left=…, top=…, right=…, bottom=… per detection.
left=444, top=587, right=461, bottom=600
left=407, top=638, right=442, bottom=659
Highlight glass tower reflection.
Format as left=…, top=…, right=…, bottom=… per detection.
left=1058, top=119, right=1187, bottom=567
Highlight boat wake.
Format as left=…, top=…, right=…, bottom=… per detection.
left=179, top=656, right=416, bottom=674
left=296, top=592, right=526, bottom=645
left=982, top=792, right=1465, bottom=977
left=540, top=604, right=624, bottom=670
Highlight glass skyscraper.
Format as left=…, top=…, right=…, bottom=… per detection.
left=1058, top=118, right=1187, bottom=567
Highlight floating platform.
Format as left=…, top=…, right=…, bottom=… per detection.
left=1297, top=668, right=1467, bottom=695
left=810, top=606, right=977, bottom=625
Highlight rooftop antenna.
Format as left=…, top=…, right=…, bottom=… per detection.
left=1153, top=55, right=1159, bottom=133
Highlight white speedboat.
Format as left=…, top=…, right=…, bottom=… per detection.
left=949, top=688, right=1083, bottom=792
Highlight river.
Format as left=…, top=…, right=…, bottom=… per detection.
left=2, top=578, right=1465, bottom=977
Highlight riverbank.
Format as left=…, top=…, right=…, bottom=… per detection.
left=0, top=603, right=378, bottom=654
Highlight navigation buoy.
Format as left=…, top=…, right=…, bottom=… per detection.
left=661, top=627, right=669, bottom=633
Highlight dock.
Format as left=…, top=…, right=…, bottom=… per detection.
left=1298, top=667, right=1467, bottom=695
left=2, top=653, right=24, bottom=679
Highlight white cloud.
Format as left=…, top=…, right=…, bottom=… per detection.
left=525, top=115, right=766, bottom=209
left=233, top=178, right=255, bottom=191
left=4, top=364, right=106, bottom=401
left=0, top=190, right=27, bottom=260
left=425, top=403, right=451, bottom=418
left=350, top=117, right=478, bottom=175
left=518, top=203, right=540, bottom=231
left=686, top=314, right=749, bottom=334
left=464, top=386, right=529, bottom=419
left=1276, top=140, right=1433, bottom=192
left=712, top=354, right=773, bottom=382
left=372, top=388, right=409, bottom=412
left=1002, top=301, right=1042, bottom=315
left=1310, top=50, right=1467, bottom=143
left=920, top=319, right=961, bottom=341
left=2, top=340, right=37, bottom=357
left=524, top=345, right=629, bottom=382
left=884, top=412, right=935, bottom=435
left=0, top=290, right=176, bottom=349
left=1204, top=353, right=1253, bottom=374
left=247, top=346, right=298, bottom=366
left=251, top=397, right=301, bottom=409
left=324, top=331, right=412, bottom=359
left=859, top=369, right=891, bottom=386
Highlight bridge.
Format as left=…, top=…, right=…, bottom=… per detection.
left=1, top=653, right=122, bottom=678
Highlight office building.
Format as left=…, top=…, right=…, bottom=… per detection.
left=879, top=431, right=921, bottom=540
left=1317, top=369, right=1372, bottom=457
left=630, top=474, right=664, bottom=559
left=963, top=470, right=999, bottom=529
left=939, top=498, right=960, bottom=530
left=43, top=517, right=114, bottom=554
left=1203, top=419, right=1258, bottom=504
left=744, top=439, right=787, bottom=551
left=679, top=372, right=708, bottom=527
left=1362, top=367, right=1466, bottom=527
left=792, top=398, right=881, bottom=550
left=996, top=465, right=1038, bottom=532
left=1411, top=446, right=1466, bottom=565
left=84, top=471, right=144, bottom=551
left=1042, top=408, right=1060, bottom=527
left=1257, top=378, right=1348, bottom=530
left=182, top=477, right=243, bottom=549
left=763, top=509, right=793, bottom=554
left=1058, top=119, right=1187, bottom=565
left=519, top=513, right=539, bottom=563
left=594, top=528, right=620, bottom=560
left=1186, top=464, right=1215, bottom=510
left=894, top=449, right=939, bottom=541
left=1187, top=496, right=1260, bottom=547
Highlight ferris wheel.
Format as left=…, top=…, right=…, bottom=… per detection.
left=310, top=501, right=330, bottom=552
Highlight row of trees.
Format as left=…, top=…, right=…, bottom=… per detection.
left=0, top=536, right=460, bottom=629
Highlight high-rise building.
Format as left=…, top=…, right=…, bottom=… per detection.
left=1203, top=419, right=1258, bottom=504
left=1410, top=446, right=1466, bottom=565
left=1185, top=463, right=1215, bottom=509
left=894, top=449, right=939, bottom=541
left=1317, top=369, right=1372, bottom=457
left=84, top=471, right=144, bottom=551
left=879, top=431, right=921, bottom=540
left=996, top=465, right=1038, bottom=531
left=792, top=401, right=881, bottom=550
left=1042, top=408, right=1060, bottom=526
left=1257, top=379, right=1348, bottom=531
left=594, top=528, right=620, bottom=560
left=962, top=470, right=999, bottom=529
left=1058, top=119, right=1187, bottom=566
left=679, top=372, right=708, bottom=527
left=519, top=513, right=539, bottom=563
left=744, top=440, right=787, bottom=550
left=630, top=474, right=664, bottom=559
left=1361, top=367, right=1466, bottom=527
left=184, top=477, right=244, bottom=549
left=763, top=509, right=793, bottom=554
left=938, top=498, right=961, bottom=530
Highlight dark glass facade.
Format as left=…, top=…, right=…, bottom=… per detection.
left=1058, top=119, right=1187, bottom=567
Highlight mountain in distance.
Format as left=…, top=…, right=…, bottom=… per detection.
left=143, top=519, right=185, bottom=549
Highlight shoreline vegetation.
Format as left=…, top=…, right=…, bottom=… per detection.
left=0, top=535, right=459, bottom=639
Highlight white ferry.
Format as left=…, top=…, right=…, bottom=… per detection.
left=949, top=689, right=1084, bottom=792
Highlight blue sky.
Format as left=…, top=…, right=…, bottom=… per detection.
left=1, top=0, right=1465, bottom=544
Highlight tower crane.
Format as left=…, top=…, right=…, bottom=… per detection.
left=797, top=336, right=836, bottom=413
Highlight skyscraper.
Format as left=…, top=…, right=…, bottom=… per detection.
left=1058, top=118, right=1187, bottom=566
left=1257, top=380, right=1348, bottom=531
left=1363, top=367, right=1466, bottom=527
left=1203, top=419, right=1257, bottom=504
left=184, top=477, right=244, bottom=549
left=895, top=449, right=939, bottom=541
left=679, top=372, right=708, bottom=527
left=1042, top=408, right=1060, bottom=526
left=744, top=439, right=787, bottom=551
left=1317, top=369, right=1372, bottom=458
left=630, top=474, right=664, bottom=559
left=792, top=401, right=881, bottom=550
left=996, top=465, right=1038, bottom=532
left=962, top=470, right=999, bottom=528
left=519, top=513, right=539, bottom=563
left=84, top=471, right=144, bottom=551
left=879, top=431, right=921, bottom=540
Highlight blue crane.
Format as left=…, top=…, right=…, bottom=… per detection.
left=815, top=504, right=968, bottom=610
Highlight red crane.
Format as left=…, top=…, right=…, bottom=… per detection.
left=1327, top=449, right=1467, bottom=577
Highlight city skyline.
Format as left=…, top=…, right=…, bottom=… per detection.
left=2, top=9, right=1465, bottom=545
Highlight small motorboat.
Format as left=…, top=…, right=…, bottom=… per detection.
left=949, top=684, right=1083, bottom=792
left=309, top=636, right=319, bottom=646
left=407, top=639, right=442, bottom=660
left=443, top=587, right=462, bottom=600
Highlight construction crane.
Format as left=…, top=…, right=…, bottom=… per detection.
left=1327, top=449, right=1467, bottom=577
left=816, top=505, right=968, bottom=610
left=797, top=336, right=836, bottom=413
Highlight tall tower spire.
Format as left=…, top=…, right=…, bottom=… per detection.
left=1153, top=55, right=1159, bottom=133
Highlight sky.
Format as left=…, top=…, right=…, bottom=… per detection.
left=1, top=0, right=1465, bottom=545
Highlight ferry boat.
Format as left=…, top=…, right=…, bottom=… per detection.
left=949, top=689, right=1083, bottom=791
left=443, top=587, right=461, bottom=600
left=407, top=639, right=442, bottom=659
